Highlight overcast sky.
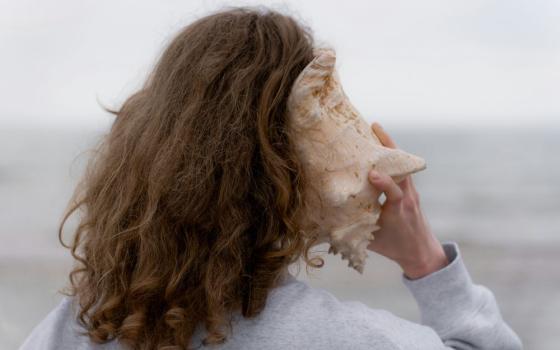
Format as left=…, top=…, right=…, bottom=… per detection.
left=1, top=0, right=559, bottom=129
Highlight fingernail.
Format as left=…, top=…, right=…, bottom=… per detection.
left=369, top=170, right=379, bottom=180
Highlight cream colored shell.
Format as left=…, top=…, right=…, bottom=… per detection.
left=287, top=47, right=426, bottom=273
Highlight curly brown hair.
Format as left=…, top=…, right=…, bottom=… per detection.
left=58, top=6, right=322, bottom=350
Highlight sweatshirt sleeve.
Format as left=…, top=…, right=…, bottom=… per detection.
left=401, top=242, right=523, bottom=350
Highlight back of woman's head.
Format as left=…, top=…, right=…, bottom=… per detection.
left=59, top=6, right=318, bottom=350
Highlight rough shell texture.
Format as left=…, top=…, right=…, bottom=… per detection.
left=287, top=47, right=426, bottom=273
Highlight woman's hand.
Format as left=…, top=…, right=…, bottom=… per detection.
left=367, top=123, right=448, bottom=279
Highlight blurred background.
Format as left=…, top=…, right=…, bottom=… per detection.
left=1, top=0, right=559, bottom=348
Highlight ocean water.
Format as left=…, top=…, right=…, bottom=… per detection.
left=1, top=126, right=559, bottom=348
left=398, top=128, right=560, bottom=245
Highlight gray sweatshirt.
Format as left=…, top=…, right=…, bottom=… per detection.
left=20, top=243, right=522, bottom=349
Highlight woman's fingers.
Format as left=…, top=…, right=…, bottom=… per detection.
left=371, top=122, right=397, bottom=149
left=370, top=122, right=418, bottom=201
left=408, top=177, right=421, bottom=202
left=398, top=176, right=419, bottom=203
left=368, top=170, right=403, bottom=204
left=371, top=122, right=407, bottom=190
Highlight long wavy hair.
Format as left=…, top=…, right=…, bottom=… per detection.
left=58, top=7, right=321, bottom=350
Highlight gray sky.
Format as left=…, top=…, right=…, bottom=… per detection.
left=1, top=0, right=559, bottom=129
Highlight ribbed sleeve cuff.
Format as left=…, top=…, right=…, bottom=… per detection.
left=401, top=242, right=479, bottom=333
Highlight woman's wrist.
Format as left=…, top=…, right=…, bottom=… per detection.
left=399, top=245, right=449, bottom=280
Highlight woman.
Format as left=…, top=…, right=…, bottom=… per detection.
left=21, top=7, right=522, bottom=350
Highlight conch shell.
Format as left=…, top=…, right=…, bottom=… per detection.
left=287, top=47, right=426, bottom=273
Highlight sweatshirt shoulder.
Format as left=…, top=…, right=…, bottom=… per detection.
left=267, top=278, right=443, bottom=350
left=19, top=296, right=121, bottom=350
left=20, top=296, right=78, bottom=350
